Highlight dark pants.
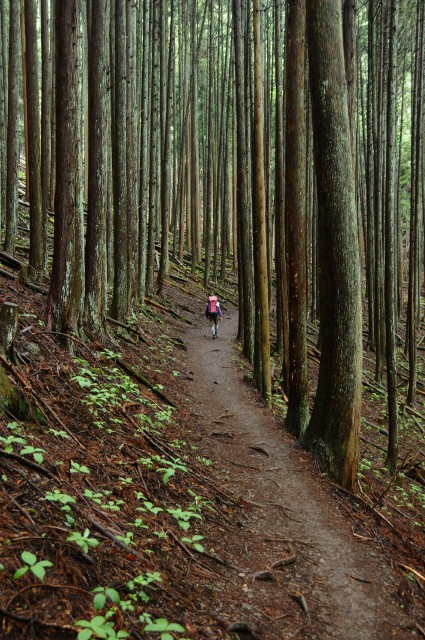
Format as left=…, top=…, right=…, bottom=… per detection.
left=207, top=314, right=218, bottom=336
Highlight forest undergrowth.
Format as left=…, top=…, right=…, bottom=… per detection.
left=0, top=213, right=424, bottom=639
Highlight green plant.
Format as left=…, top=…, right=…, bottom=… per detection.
left=83, top=489, right=123, bottom=511
left=195, top=455, right=212, bottom=467
left=127, top=571, right=162, bottom=603
left=67, top=529, right=100, bottom=554
left=152, top=531, right=168, bottom=540
left=102, top=499, right=124, bottom=512
left=0, top=434, right=27, bottom=452
left=181, top=535, right=204, bottom=553
left=115, top=532, right=135, bottom=547
left=48, top=428, right=71, bottom=439
left=14, top=551, right=53, bottom=581
left=92, top=587, right=121, bottom=611
left=135, top=496, right=163, bottom=516
left=71, top=358, right=143, bottom=419
left=166, top=506, right=202, bottom=531
left=138, top=455, right=188, bottom=485
left=129, top=517, right=149, bottom=530
left=74, top=612, right=129, bottom=640
left=119, top=477, right=133, bottom=486
left=70, top=461, right=90, bottom=474
left=45, top=490, right=77, bottom=525
left=20, top=445, right=46, bottom=464
left=143, top=617, right=186, bottom=640
left=45, top=489, right=77, bottom=505
left=6, top=421, right=23, bottom=433
left=84, top=489, right=105, bottom=504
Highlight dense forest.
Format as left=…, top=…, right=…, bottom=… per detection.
left=0, top=0, right=424, bottom=487
left=0, top=1, right=424, bottom=638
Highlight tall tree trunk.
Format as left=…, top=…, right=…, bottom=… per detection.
left=126, top=0, right=137, bottom=309
left=373, top=4, right=385, bottom=382
left=384, top=0, right=398, bottom=475
left=190, top=0, right=201, bottom=270
left=232, top=0, right=254, bottom=362
left=407, top=0, right=425, bottom=404
left=253, top=0, right=271, bottom=403
left=275, top=0, right=288, bottom=382
left=4, top=0, right=20, bottom=254
left=158, top=1, right=175, bottom=294
left=285, top=0, right=309, bottom=437
left=138, top=0, right=150, bottom=302
left=365, top=0, right=375, bottom=349
left=343, top=0, right=356, bottom=174
left=303, top=0, right=362, bottom=492
left=20, top=1, right=29, bottom=203
left=0, top=0, right=7, bottom=234
left=24, top=0, right=44, bottom=276
left=146, top=0, right=160, bottom=296
left=110, top=0, right=128, bottom=320
left=41, top=0, right=52, bottom=265
left=46, top=0, right=81, bottom=339
left=49, top=0, right=56, bottom=212
left=85, top=0, right=107, bottom=335
left=203, top=0, right=214, bottom=288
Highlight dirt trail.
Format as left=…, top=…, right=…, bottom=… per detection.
left=185, top=305, right=414, bottom=640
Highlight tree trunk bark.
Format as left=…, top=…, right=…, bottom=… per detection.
left=303, top=0, right=362, bottom=492
left=85, top=0, right=107, bottom=335
left=384, top=0, right=399, bottom=475
left=285, top=0, right=309, bottom=437
left=252, top=0, right=271, bottom=403
left=46, top=0, right=82, bottom=340
left=110, top=0, right=128, bottom=320
left=232, top=0, right=254, bottom=362
left=24, top=0, right=44, bottom=276
left=4, top=0, right=20, bottom=254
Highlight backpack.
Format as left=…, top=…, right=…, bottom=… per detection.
left=207, top=295, right=218, bottom=316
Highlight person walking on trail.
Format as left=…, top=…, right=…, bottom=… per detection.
left=205, top=294, right=222, bottom=339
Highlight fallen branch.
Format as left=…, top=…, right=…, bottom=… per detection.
left=106, top=316, right=152, bottom=346
left=398, top=564, right=425, bottom=585
left=0, top=355, right=84, bottom=448
left=0, top=250, right=24, bottom=270
left=271, top=554, right=296, bottom=568
left=167, top=530, right=219, bottom=576
left=232, top=462, right=261, bottom=472
left=115, top=356, right=177, bottom=408
left=0, top=450, right=56, bottom=479
left=0, top=606, right=74, bottom=631
left=347, top=573, right=372, bottom=584
left=360, top=435, right=387, bottom=453
left=145, top=297, right=193, bottom=325
left=249, top=445, right=270, bottom=457
left=289, top=591, right=310, bottom=620
left=73, top=504, right=138, bottom=558
left=6, top=583, right=91, bottom=608
left=210, top=430, right=234, bottom=438
left=1, top=484, right=37, bottom=526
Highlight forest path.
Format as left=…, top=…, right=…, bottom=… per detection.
left=185, top=303, right=413, bottom=640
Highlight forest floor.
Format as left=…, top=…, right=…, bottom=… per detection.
left=0, top=260, right=424, bottom=640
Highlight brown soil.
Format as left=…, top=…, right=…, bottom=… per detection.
left=0, top=270, right=423, bottom=640
left=184, top=302, right=421, bottom=640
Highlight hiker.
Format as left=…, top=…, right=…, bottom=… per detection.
left=205, top=294, right=222, bottom=339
